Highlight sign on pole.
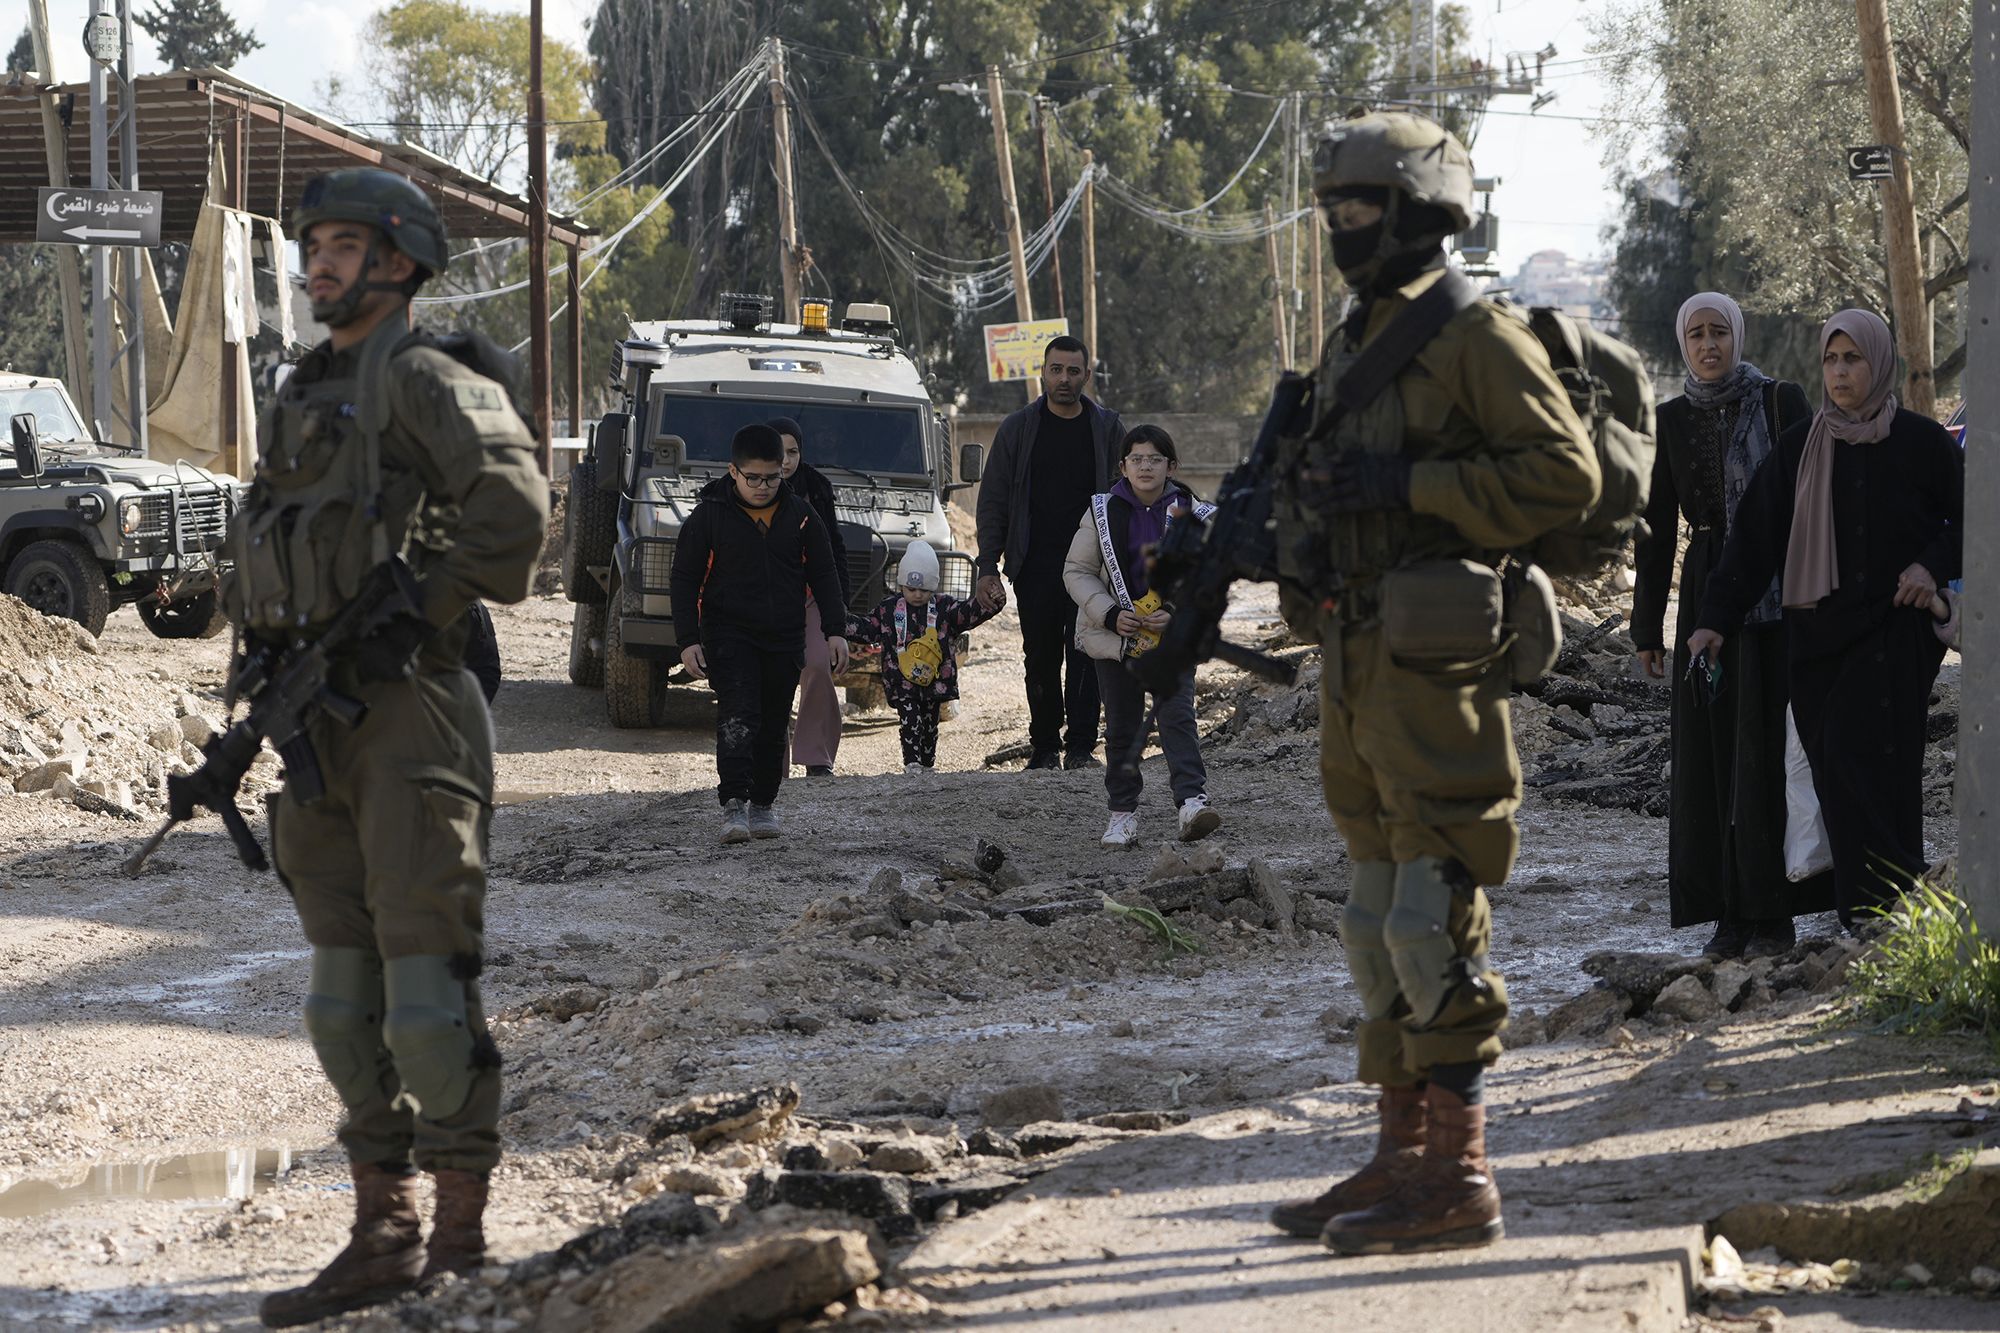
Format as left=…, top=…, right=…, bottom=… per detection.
left=36, top=186, right=163, bottom=247
left=983, top=318, right=1071, bottom=383
left=1845, top=145, right=1895, bottom=181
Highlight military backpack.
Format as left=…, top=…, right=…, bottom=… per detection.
left=1512, top=306, right=1656, bottom=577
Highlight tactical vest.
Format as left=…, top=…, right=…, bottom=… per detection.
left=1271, top=335, right=1461, bottom=630
left=224, top=320, right=453, bottom=636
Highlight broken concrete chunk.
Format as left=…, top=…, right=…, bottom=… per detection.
left=178, top=713, right=216, bottom=746
left=14, top=755, right=80, bottom=793
left=536, top=1220, right=883, bottom=1333
left=1650, top=973, right=1722, bottom=1024
left=965, top=1127, right=1022, bottom=1159
left=1580, top=951, right=1711, bottom=1009
left=980, top=1084, right=1064, bottom=1127
left=1546, top=985, right=1632, bottom=1042
left=146, top=722, right=182, bottom=752
left=914, top=1174, right=1025, bottom=1221
left=865, top=867, right=902, bottom=897
left=1085, top=1111, right=1189, bottom=1131
left=745, top=1171, right=915, bottom=1235
left=1708, top=961, right=1755, bottom=1010
left=848, top=914, right=905, bottom=941
left=647, top=1083, right=800, bottom=1148
left=536, top=985, right=610, bottom=1021
left=1248, top=858, right=1296, bottom=936
left=641, top=1165, right=744, bottom=1200
left=868, top=1138, right=948, bottom=1175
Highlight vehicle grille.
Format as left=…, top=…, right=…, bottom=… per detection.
left=133, top=488, right=232, bottom=554
left=635, top=537, right=675, bottom=596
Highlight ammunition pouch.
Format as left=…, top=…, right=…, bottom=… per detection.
left=1379, top=559, right=1508, bottom=675
left=1504, top=561, right=1562, bottom=687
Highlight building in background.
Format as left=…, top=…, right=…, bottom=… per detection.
left=1497, top=249, right=1612, bottom=326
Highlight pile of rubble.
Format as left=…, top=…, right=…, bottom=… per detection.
left=0, top=594, right=270, bottom=818
left=1520, top=935, right=1872, bottom=1046
left=350, top=1081, right=1187, bottom=1331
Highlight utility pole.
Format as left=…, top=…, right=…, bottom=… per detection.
left=527, top=0, right=553, bottom=472
left=986, top=66, right=1035, bottom=402
left=27, top=0, right=90, bottom=414
left=88, top=0, right=111, bottom=438
left=114, top=0, right=144, bottom=453
left=1960, top=0, right=1999, bottom=939
left=1310, top=196, right=1325, bottom=357
left=1286, top=93, right=1302, bottom=364
left=1263, top=202, right=1289, bottom=372
left=1033, top=98, right=1066, bottom=319
left=1855, top=0, right=1936, bottom=417
left=1080, top=150, right=1099, bottom=395
left=770, top=38, right=803, bottom=323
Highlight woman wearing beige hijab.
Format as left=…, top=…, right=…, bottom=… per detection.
left=1690, top=309, right=1962, bottom=923
left=1631, top=293, right=1822, bottom=957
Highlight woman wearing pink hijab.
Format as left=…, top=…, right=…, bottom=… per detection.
left=1631, top=293, right=1822, bottom=958
left=1690, top=309, right=1962, bottom=924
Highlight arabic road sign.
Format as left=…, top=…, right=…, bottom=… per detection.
left=982, top=318, right=1071, bottom=382
left=1846, top=145, right=1896, bottom=181
left=36, top=187, right=164, bottom=247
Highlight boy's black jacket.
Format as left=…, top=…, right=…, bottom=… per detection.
left=670, top=475, right=846, bottom=653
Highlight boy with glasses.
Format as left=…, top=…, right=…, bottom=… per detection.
left=671, top=424, right=849, bottom=842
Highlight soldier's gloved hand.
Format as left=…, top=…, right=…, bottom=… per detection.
left=354, top=613, right=434, bottom=682
left=1319, top=452, right=1413, bottom=513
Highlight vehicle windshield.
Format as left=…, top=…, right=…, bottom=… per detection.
left=655, top=395, right=928, bottom=478
left=0, top=385, right=94, bottom=454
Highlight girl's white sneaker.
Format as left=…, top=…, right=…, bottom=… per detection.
left=1178, top=795, right=1221, bottom=842
left=1102, top=811, right=1140, bottom=846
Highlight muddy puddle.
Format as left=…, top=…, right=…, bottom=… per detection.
left=0, top=1146, right=291, bottom=1220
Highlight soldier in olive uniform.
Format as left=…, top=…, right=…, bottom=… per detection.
left=1265, top=114, right=1599, bottom=1254
left=223, top=169, right=549, bottom=1326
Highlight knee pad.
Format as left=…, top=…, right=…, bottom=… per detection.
left=303, top=948, right=392, bottom=1111
left=1384, top=856, right=1474, bottom=1028
left=381, top=955, right=478, bottom=1121
left=1340, top=860, right=1400, bottom=1019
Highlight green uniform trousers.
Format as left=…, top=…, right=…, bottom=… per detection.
left=1320, top=621, right=1513, bottom=1086
left=272, top=666, right=502, bottom=1173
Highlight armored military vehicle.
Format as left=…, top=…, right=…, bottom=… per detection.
left=2, top=373, right=238, bottom=637
left=563, top=295, right=984, bottom=727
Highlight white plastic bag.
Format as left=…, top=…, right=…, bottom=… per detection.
left=1784, top=704, right=1833, bottom=881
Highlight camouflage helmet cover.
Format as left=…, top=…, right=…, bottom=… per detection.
left=291, top=168, right=449, bottom=279
left=1312, top=111, right=1475, bottom=232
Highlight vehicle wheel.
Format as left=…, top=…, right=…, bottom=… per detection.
left=562, top=460, right=618, bottom=606
left=4, top=539, right=111, bottom=636
left=137, top=589, right=229, bottom=639
left=569, top=601, right=606, bottom=688
left=845, top=676, right=888, bottom=713
left=603, top=589, right=665, bottom=728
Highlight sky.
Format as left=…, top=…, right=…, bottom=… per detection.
left=35, top=0, right=1626, bottom=275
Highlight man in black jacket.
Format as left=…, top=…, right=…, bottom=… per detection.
left=973, top=336, right=1124, bottom=770
left=670, top=424, right=848, bottom=842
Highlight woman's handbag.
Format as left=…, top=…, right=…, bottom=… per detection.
left=1783, top=705, right=1833, bottom=882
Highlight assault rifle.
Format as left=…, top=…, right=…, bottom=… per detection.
left=122, top=559, right=426, bottom=877
left=1130, top=372, right=1313, bottom=695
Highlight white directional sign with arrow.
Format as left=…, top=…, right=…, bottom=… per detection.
left=36, top=187, right=164, bottom=248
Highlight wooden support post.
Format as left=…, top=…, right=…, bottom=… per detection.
left=27, top=0, right=90, bottom=414
left=1263, top=203, right=1289, bottom=372
left=1959, top=0, right=1999, bottom=939
left=1855, top=0, right=1935, bottom=417
left=986, top=66, right=1035, bottom=403
left=566, top=242, right=584, bottom=436
left=770, top=39, right=802, bottom=324
left=1035, top=98, right=1065, bottom=318
left=527, top=0, right=554, bottom=475
left=1081, top=150, right=1098, bottom=396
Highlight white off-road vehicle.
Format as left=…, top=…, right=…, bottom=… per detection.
left=2, top=373, right=240, bottom=637
left=563, top=295, right=984, bottom=727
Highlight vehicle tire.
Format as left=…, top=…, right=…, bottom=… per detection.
left=603, top=587, right=665, bottom=728
left=569, top=600, right=606, bottom=689
left=4, top=539, right=111, bottom=636
left=137, top=589, right=229, bottom=640
left=562, top=460, right=617, bottom=606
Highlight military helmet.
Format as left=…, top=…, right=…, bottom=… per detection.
left=291, top=168, right=449, bottom=279
left=1312, top=111, right=1475, bottom=232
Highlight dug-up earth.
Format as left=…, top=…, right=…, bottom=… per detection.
left=0, top=579, right=1993, bottom=1332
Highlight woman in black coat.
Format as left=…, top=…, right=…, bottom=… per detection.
left=1691, top=309, right=1962, bottom=925
left=1631, top=292, right=1823, bottom=957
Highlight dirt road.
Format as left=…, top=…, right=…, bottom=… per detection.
left=0, top=589, right=1986, bottom=1330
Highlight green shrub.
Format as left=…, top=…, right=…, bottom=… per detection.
left=1845, top=873, right=2000, bottom=1052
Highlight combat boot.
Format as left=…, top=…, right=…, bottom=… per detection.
left=1268, top=1083, right=1426, bottom=1238
left=259, top=1162, right=424, bottom=1327
left=1321, top=1084, right=1503, bottom=1255
left=420, top=1169, right=490, bottom=1280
